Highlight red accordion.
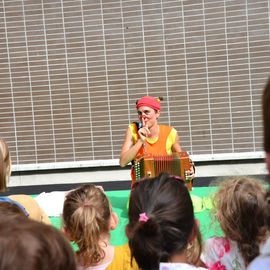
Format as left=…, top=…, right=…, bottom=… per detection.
left=133, top=151, right=193, bottom=190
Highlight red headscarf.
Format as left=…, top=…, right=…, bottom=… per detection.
left=136, top=96, right=161, bottom=111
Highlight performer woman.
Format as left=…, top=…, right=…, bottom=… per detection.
left=119, top=95, right=194, bottom=182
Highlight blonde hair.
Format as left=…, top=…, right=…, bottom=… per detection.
left=0, top=139, right=11, bottom=192
left=212, top=176, right=269, bottom=266
left=62, top=184, right=111, bottom=266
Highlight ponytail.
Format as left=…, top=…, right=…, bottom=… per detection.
left=127, top=217, right=166, bottom=270
left=127, top=173, right=195, bottom=270
left=63, top=184, right=111, bottom=266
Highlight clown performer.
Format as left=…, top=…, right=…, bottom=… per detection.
left=119, top=96, right=195, bottom=184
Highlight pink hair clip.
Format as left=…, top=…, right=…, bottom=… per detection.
left=139, top=212, right=149, bottom=223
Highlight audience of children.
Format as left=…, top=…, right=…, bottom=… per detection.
left=201, top=176, right=269, bottom=270
left=1, top=79, right=270, bottom=270
left=62, top=183, right=138, bottom=270
left=126, top=172, right=207, bottom=270
left=0, top=208, right=76, bottom=270
left=0, top=138, right=51, bottom=224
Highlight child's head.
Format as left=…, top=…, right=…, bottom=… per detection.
left=263, top=78, right=270, bottom=154
left=213, top=176, right=269, bottom=265
left=62, top=184, right=117, bottom=266
left=265, top=189, right=270, bottom=228
left=0, top=216, right=76, bottom=270
left=0, top=138, right=11, bottom=192
left=126, top=172, right=200, bottom=270
left=0, top=200, right=29, bottom=218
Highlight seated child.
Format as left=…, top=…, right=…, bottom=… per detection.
left=126, top=172, right=207, bottom=270
left=247, top=79, right=270, bottom=269
left=247, top=190, right=270, bottom=270
left=0, top=214, right=76, bottom=270
left=0, top=138, right=50, bottom=224
left=62, top=184, right=138, bottom=270
left=201, top=176, right=269, bottom=270
left=0, top=200, right=29, bottom=218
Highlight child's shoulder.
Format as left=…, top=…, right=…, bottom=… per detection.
left=203, top=236, right=239, bottom=257
left=204, top=237, right=231, bottom=249
left=160, top=262, right=207, bottom=270
left=202, top=237, right=244, bottom=270
left=106, top=244, right=139, bottom=270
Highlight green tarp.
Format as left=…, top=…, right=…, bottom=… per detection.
left=51, top=187, right=223, bottom=246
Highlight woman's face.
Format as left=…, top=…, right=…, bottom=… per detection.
left=137, top=106, right=160, bottom=127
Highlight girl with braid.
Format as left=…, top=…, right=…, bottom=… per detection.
left=201, top=176, right=269, bottom=270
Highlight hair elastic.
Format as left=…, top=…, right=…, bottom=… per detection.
left=83, top=202, right=91, bottom=207
left=139, top=212, right=149, bottom=223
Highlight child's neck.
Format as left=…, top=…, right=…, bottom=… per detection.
left=148, top=124, right=159, bottom=138
left=97, top=234, right=114, bottom=265
left=169, top=252, right=189, bottom=264
left=99, top=233, right=110, bottom=247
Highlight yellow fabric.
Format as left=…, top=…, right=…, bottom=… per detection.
left=166, top=128, right=177, bottom=155
left=130, top=123, right=139, bottom=144
left=105, top=244, right=139, bottom=270
left=145, top=136, right=158, bottom=144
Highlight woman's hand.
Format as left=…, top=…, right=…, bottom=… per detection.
left=186, top=161, right=195, bottom=180
left=138, top=118, right=150, bottom=142
left=138, top=125, right=150, bottom=142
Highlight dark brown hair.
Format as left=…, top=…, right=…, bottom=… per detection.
left=126, top=173, right=200, bottom=270
left=263, top=78, right=270, bottom=153
left=0, top=217, right=76, bottom=270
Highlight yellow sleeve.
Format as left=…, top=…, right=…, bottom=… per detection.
left=129, top=123, right=138, bottom=144
left=166, top=127, right=177, bottom=155
left=106, top=244, right=139, bottom=270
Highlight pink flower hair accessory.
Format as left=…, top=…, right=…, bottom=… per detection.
left=139, top=212, right=149, bottom=223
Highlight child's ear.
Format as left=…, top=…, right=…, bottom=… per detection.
left=62, top=227, right=74, bottom=241
left=189, top=219, right=200, bottom=243
left=109, top=212, right=118, bottom=230
left=195, top=219, right=200, bottom=228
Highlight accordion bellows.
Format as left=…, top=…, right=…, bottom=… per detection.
left=134, top=151, right=193, bottom=190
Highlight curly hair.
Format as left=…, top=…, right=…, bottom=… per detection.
left=212, top=176, right=269, bottom=266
